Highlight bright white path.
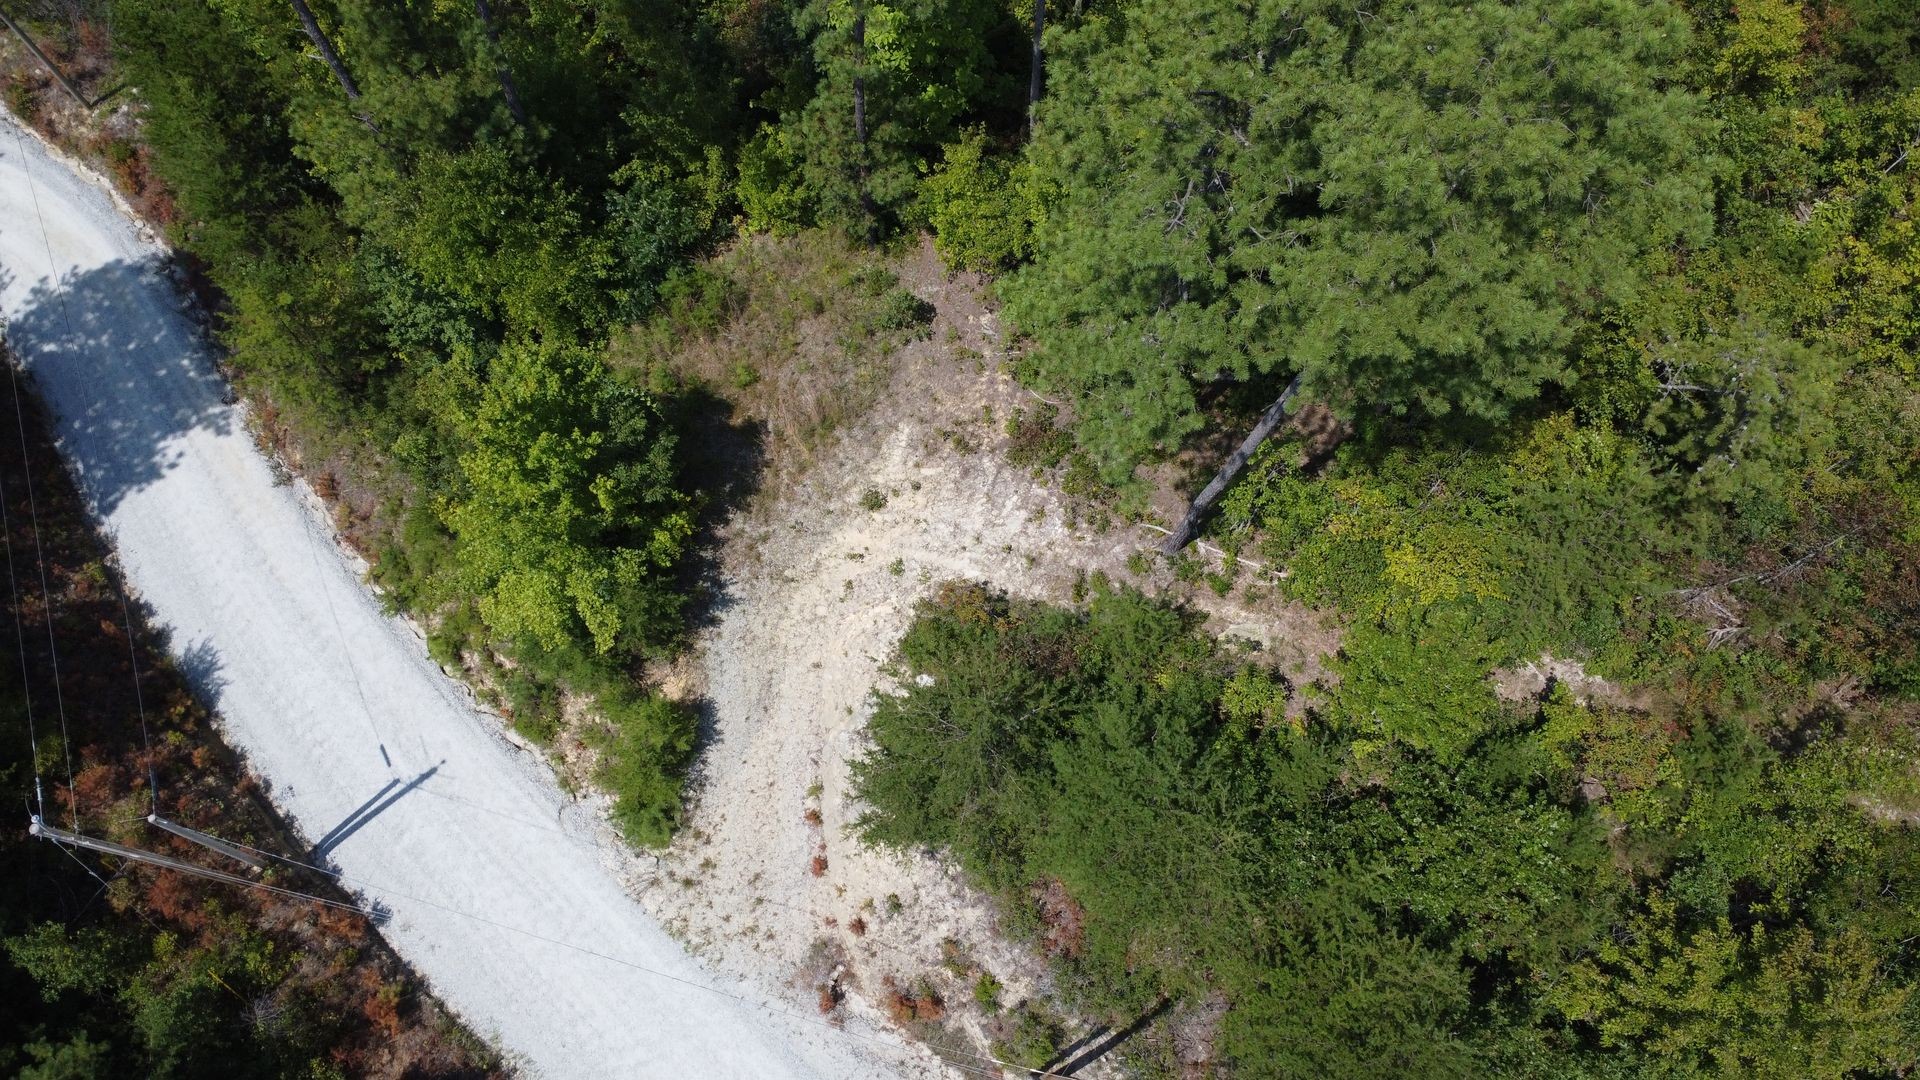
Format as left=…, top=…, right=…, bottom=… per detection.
left=0, top=111, right=901, bottom=1080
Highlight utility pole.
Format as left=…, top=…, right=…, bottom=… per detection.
left=30, top=815, right=373, bottom=916
left=1160, top=374, right=1302, bottom=554
left=32, top=815, right=265, bottom=889
left=0, top=6, right=91, bottom=108
left=148, top=813, right=267, bottom=870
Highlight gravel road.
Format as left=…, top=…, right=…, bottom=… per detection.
left=0, top=110, right=903, bottom=1079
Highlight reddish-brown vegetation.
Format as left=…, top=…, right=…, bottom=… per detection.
left=882, top=977, right=946, bottom=1026
left=1032, top=878, right=1087, bottom=959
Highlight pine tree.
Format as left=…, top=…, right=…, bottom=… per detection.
left=1007, top=0, right=1714, bottom=478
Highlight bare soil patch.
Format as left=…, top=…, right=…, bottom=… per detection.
left=627, top=235, right=1338, bottom=1072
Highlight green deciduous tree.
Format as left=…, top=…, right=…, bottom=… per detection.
left=921, top=127, right=1042, bottom=271
left=440, top=342, right=691, bottom=656
left=1321, top=608, right=1505, bottom=761
left=856, top=586, right=1623, bottom=1074
left=1549, top=893, right=1910, bottom=1079
left=785, top=0, right=1020, bottom=236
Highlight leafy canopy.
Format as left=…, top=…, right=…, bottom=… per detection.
left=441, top=342, right=691, bottom=656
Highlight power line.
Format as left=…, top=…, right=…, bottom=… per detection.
left=9, top=114, right=165, bottom=830
left=4, top=341, right=75, bottom=828
left=5, top=118, right=78, bottom=831
left=33, top=830, right=256, bottom=1006
left=33, top=816, right=1035, bottom=1079
left=126, top=820, right=1072, bottom=1079
left=30, top=816, right=370, bottom=917
left=108, top=548, right=159, bottom=811
left=0, top=377, right=44, bottom=820
left=0, top=115, right=1085, bottom=1079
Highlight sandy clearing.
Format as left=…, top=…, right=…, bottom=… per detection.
left=634, top=254, right=1336, bottom=1065
left=0, top=109, right=923, bottom=1080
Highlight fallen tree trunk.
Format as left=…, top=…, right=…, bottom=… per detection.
left=474, top=0, right=526, bottom=126
left=0, top=6, right=90, bottom=107
left=1158, top=373, right=1302, bottom=555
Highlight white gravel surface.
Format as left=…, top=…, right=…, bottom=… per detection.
left=0, top=110, right=909, bottom=1079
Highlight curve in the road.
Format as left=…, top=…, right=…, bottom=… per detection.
left=0, top=110, right=906, bottom=1080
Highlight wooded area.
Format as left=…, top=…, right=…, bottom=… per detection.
left=1, top=0, right=1917, bottom=1074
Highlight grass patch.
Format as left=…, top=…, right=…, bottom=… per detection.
left=610, top=230, right=941, bottom=477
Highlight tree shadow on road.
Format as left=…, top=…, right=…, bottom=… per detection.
left=1, top=258, right=235, bottom=518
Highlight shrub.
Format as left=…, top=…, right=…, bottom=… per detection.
left=973, top=972, right=1003, bottom=1014
left=921, top=129, right=1038, bottom=272
left=736, top=124, right=812, bottom=235
left=994, top=1001, right=1066, bottom=1071
left=590, top=691, right=698, bottom=848
left=868, top=290, right=936, bottom=337
left=1005, top=404, right=1073, bottom=471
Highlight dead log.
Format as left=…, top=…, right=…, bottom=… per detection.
left=474, top=0, right=526, bottom=126
left=1158, top=374, right=1301, bottom=555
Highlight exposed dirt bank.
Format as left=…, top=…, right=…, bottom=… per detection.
left=631, top=241, right=1337, bottom=1070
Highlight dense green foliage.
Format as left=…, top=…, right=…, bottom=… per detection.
left=103, top=0, right=1036, bottom=841
left=107, top=0, right=743, bottom=836
left=857, top=584, right=1920, bottom=1076
left=854, top=1, right=1920, bottom=1073
left=1004, top=0, right=1714, bottom=477
left=919, top=127, right=1041, bottom=271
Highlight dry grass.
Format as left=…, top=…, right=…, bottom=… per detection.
left=608, top=231, right=941, bottom=493
left=0, top=17, right=168, bottom=223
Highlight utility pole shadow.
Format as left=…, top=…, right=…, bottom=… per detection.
left=1040, top=996, right=1173, bottom=1077
left=312, top=762, right=441, bottom=858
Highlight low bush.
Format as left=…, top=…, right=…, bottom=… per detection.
left=921, top=129, right=1039, bottom=273
left=589, top=691, right=698, bottom=848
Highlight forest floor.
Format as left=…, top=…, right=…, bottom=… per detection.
left=623, top=239, right=1341, bottom=1071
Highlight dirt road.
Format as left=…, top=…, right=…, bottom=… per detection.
left=0, top=110, right=913, bottom=1079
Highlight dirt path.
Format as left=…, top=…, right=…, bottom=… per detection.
left=634, top=250, right=1337, bottom=1066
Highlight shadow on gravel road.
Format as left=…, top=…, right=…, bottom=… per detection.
left=2, top=258, right=234, bottom=518
left=314, top=762, right=443, bottom=858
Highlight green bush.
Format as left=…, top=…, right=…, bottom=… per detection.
left=736, top=124, right=813, bottom=235
left=853, top=579, right=1920, bottom=1075
left=867, top=290, right=936, bottom=336
left=591, top=692, right=699, bottom=848
left=922, top=129, right=1038, bottom=272
left=972, top=972, right=1003, bottom=1014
